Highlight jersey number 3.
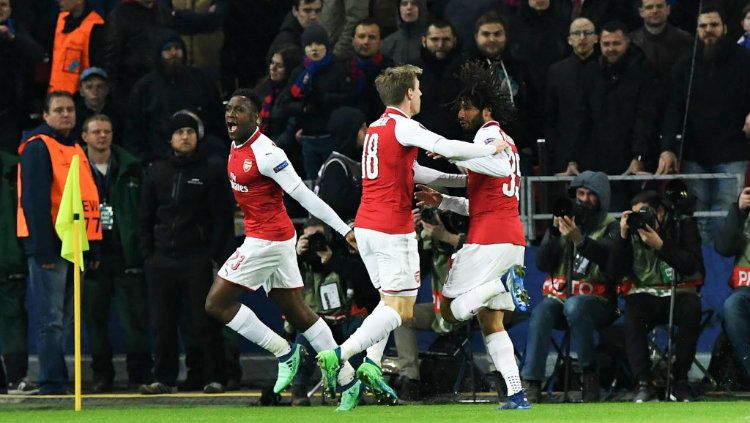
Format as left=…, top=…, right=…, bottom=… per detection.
left=362, top=133, right=379, bottom=179
left=501, top=152, right=521, bottom=200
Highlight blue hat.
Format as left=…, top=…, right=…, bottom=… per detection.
left=80, top=67, right=108, bottom=82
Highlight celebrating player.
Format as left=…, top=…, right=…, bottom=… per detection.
left=316, top=64, right=509, bottom=410
left=414, top=61, right=530, bottom=409
left=204, top=89, right=359, bottom=403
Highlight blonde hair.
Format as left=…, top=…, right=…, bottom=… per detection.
left=374, top=65, right=423, bottom=106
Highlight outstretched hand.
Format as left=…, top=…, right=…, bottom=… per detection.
left=345, top=230, right=358, bottom=252
left=414, top=184, right=443, bottom=208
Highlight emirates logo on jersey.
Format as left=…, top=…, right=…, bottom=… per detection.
left=243, top=159, right=253, bottom=172
left=229, top=172, right=236, bottom=181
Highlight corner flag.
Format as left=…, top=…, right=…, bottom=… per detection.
left=55, top=154, right=89, bottom=271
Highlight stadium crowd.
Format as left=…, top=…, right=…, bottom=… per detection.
left=1, top=0, right=750, bottom=407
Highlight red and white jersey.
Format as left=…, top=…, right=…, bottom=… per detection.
left=355, top=107, right=443, bottom=234
left=460, top=121, right=526, bottom=246
left=227, top=128, right=301, bottom=241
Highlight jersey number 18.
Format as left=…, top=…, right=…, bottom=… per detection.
left=362, top=133, right=379, bottom=180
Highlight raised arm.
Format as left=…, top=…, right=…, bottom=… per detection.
left=412, top=161, right=467, bottom=187
left=395, top=118, right=500, bottom=160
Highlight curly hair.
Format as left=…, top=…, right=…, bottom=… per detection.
left=452, top=60, right=516, bottom=126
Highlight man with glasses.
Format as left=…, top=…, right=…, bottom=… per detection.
left=630, top=0, right=692, bottom=81
left=545, top=18, right=598, bottom=176
left=269, top=0, right=323, bottom=54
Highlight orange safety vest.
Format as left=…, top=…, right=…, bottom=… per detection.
left=17, top=134, right=102, bottom=241
left=48, top=11, right=104, bottom=94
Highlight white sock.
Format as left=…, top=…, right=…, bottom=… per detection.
left=301, top=318, right=355, bottom=385
left=227, top=304, right=290, bottom=357
left=449, top=280, right=505, bottom=321
left=340, top=302, right=401, bottom=362
left=485, top=331, right=522, bottom=396
left=365, top=335, right=389, bottom=366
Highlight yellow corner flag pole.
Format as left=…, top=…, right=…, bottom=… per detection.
left=54, top=155, right=89, bottom=411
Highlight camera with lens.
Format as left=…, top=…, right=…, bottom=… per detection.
left=663, top=179, right=696, bottom=217
left=627, top=206, right=658, bottom=233
left=420, top=207, right=440, bottom=225
left=306, top=232, right=329, bottom=253
left=552, top=197, right=585, bottom=218
left=420, top=208, right=469, bottom=235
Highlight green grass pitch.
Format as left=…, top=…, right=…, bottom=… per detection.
left=1, top=403, right=749, bottom=423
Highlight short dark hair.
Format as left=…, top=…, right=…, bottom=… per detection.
left=699, top=3, right=727, bottom=24
left=292, top=0, right=320, bottom=10
left=82, top=114, right=112, bottom=133
left=600, top=21, right=630, bottom=37
left=630, top=190, right=663, bottom=209
left=426, top=19, right=456, bottom=37
left=231, top=88, right=262, bottom=113
left=44, top=91, right=74, bottom=113
left=354, top=17, right=381, bottom=36
left=474, top=11, right=506, bottom=35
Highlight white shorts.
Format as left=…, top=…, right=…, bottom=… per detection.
left=354, top=227, right=420, bottom=297
left=218, top=235, right=303, bottom=293
left=442, top=243, right=525, bottom=302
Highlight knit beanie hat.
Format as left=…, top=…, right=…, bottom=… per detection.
left=301, top=24, right=330, bottom=49
left=167, top=112, right=199, bottom=138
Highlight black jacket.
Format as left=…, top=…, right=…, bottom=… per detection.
left=607, top=215, right=704, bottom=282
left=268, top=12, right=303, bottom=54
left=344, top=53, right=395, bottom=123
left=714, top=201, right=749, bottom=258
left=570, top=48, right=663, bottom=174
left=556, top=0, right=640, bottom=31
left=414, top=46, right=463, bottom=141
left=138, top=147, right=233, bottom=262
left=0, top=18, right=44, bottom=115
left=630, top=24, right=693, bottom=83
left=544, top=52, right=598, bottom=174
left=661, top=40, right=750, bottom=165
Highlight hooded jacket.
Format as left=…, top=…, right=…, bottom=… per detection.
left=536, top=171, right=619, bottom=301
left=380, top=0, right=427, bottom=65
left=128, top=32, right=224, bottom=162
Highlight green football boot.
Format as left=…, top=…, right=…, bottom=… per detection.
left=316, top=348, right=342, bottom=396
left=357, top=359, right=398, bottom=405
left=273, top=343, right=304, bottom=394
left=336, top=380, right=363, bottom=411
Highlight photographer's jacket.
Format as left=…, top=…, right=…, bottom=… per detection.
left=536, top=171, right=618, bottom=302
left=608, top=216, right=704, bottom=296
left=714, top=202, right=750, bottom=289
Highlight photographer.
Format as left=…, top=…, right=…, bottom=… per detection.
left=393, top=205, right=466, bottom=401
left=289, top=217, right=377, bottom=405
left=714, top=187, right=750, bottom=380
left=521, top=171, right=619, bottom=403
left=607, top=190, right=704, bottom=402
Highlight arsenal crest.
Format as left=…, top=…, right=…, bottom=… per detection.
left=243, top=159, right=253, bottom=172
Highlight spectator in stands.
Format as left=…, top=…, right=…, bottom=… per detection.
left=381, top=0, right=427, bottom=65
left=522, top=171, right=619, bottom=403
left=106, top=0, right=170, bottom=98
left=607, top=189, right=704, bottom=403
left=715, top=186, right=750, bottom=380
left=80, top=114, right=152, bottom=393
left=268, top=0, right=323, bottom=54
left=315, top=106, right=367, bottom=222
left=18, top=91, right=102, bottom=395
left=739, top=3, right=750, bottom=49
left=415, top=20, right=463, bottom=142
left=252, top=45, right=304, bottom=171
left=289, top=218, right=374, bottom=405
left=138, top=111, right=233, bottom=395
left=0, top=150, right=36, bottom=395
left=630, top=0, right=693, bottom=82
left=320, top=0, right=369, bottom=59
left=128, top=32, right=224, bottom=162
left=74, top=67, right=127, bottom=147
left=0, top=0, right=45, bottom=153
left=345, top=18, right=394, bottom=123
left=277, top=24, right=350, bottom=179
left=658, top=5, right=750, bottom=244
left=508, top=0, right=570, bottom=157
left=569, top=21, right=662, bottom=210
left=160, top=0, right=228, bottom=81
left=49, top=0, right=106, bottom=94
left=559, top=0, right=640, bottom=31
left=445, top=11, right=530, bottom=172
left=545, top=18, right=599, bottom=176
left=442, top=0, right=504, bottom=54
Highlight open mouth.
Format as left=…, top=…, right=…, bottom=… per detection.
left=226, top=121, right=238, bottom=135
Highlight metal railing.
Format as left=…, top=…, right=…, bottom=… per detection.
left=520, top=173, right=743, bottom=241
